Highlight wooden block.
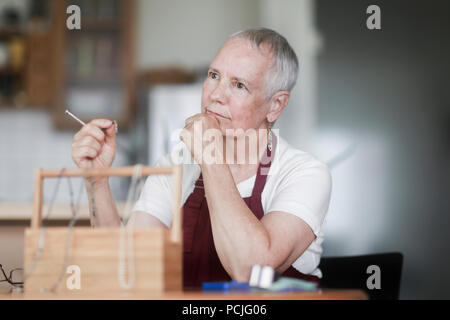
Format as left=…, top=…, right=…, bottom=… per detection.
left=24, top=227, right=182, bottom=293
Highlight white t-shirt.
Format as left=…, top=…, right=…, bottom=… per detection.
left=133, top=134, right=332, bottom=277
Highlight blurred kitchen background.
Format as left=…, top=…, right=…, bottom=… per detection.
left=0, top=0, right=448, bottom=299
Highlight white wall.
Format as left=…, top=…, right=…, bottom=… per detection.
left=135, top=0, right=260, bottom=69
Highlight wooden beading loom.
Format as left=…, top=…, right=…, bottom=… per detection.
left=23, top=166, right=183, bottom=293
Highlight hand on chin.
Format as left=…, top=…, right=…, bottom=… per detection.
left=180, top=113, right=225, bottom=166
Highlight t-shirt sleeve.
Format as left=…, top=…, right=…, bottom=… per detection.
left=131, top=155, right=174, bottom=228
left=131, top=142, right=200, bottom=228
left=266, top=159, right=332, bottom=237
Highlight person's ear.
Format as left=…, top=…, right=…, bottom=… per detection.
left=266, top=91, right=290, bottom=123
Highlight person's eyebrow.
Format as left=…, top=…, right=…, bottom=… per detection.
left=208, top=67, right=220, bottom=74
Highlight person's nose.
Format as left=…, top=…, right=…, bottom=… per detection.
left=209, top=80, right=227, bottom=105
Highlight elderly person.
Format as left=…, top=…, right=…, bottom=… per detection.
left=71, top=28, right=332, bottom=288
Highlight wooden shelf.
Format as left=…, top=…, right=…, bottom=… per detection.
left=53, top=0, right=135, bottom=130
left=0, top=68, right=23, bottom=75
left=81, top=20, right=121, bottom=31
left=0, top=28, right=25, bottom=38
left=0, top=28, right=27, bottom=107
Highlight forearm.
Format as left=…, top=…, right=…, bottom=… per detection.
left=202, top=164, right=271, bottom=281
left=85, top=178, right=121, bottom=227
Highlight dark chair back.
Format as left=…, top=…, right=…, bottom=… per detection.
left=318, top=252, right=403, bottom=300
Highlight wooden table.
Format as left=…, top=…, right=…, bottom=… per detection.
left=2, top=289, right=367, bottom=300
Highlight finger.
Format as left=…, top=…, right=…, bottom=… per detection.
left=104, top=122, right=116, bottom=147
left=201, top=113, right=220, bottom=127
left=76, top=146, right=98, bottom=159
left=74, top=123, right=106, bottom=144
left=183, top=120, right=193, bottom=130
left=89, top=119, right=113, bottom=129
left=185, top=113, right=203, bottom=126
left=75, top=136, right=102, bottom=151
left=179, top=127, right=193, bottom=144
left=74, top=118, right=111, bottom=140
left=179, top=127, right=188, bottom=140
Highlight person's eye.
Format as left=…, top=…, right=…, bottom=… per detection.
left=209, top=71, right=219, bottom=80
left=236, top=82, right=247, bottom=90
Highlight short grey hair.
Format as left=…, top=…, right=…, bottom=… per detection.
left=230, top=28, right=299, bottom=99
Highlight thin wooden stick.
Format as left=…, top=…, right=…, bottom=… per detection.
left=170, top=165, right=183, bottom=244
left=31, top=169, right=43, bottom=229
left=39, top=166, right=174, bottom=178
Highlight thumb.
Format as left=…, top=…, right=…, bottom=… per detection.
left=104, top=122, right=116, bottom=148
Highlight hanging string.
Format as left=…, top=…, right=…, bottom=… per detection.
left=89, top=177, right=97, bottom=228
left=23, top=169, right=84, bottom=293
left=118, top=164, right=145, bottom=290
left=43, top=175, right=83, bottom=293
left=24, top=168, right=66, bottom=282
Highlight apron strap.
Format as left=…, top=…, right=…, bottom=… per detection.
left=251, top=132, right=278, bottom=198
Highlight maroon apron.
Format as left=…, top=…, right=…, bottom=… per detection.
left=182, top=134, right=320, bottom=288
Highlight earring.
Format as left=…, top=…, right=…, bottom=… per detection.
left=268, top=123, right=273, bottom=152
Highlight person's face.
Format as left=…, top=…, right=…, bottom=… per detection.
left=201, top=38, right=274, bottom=136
